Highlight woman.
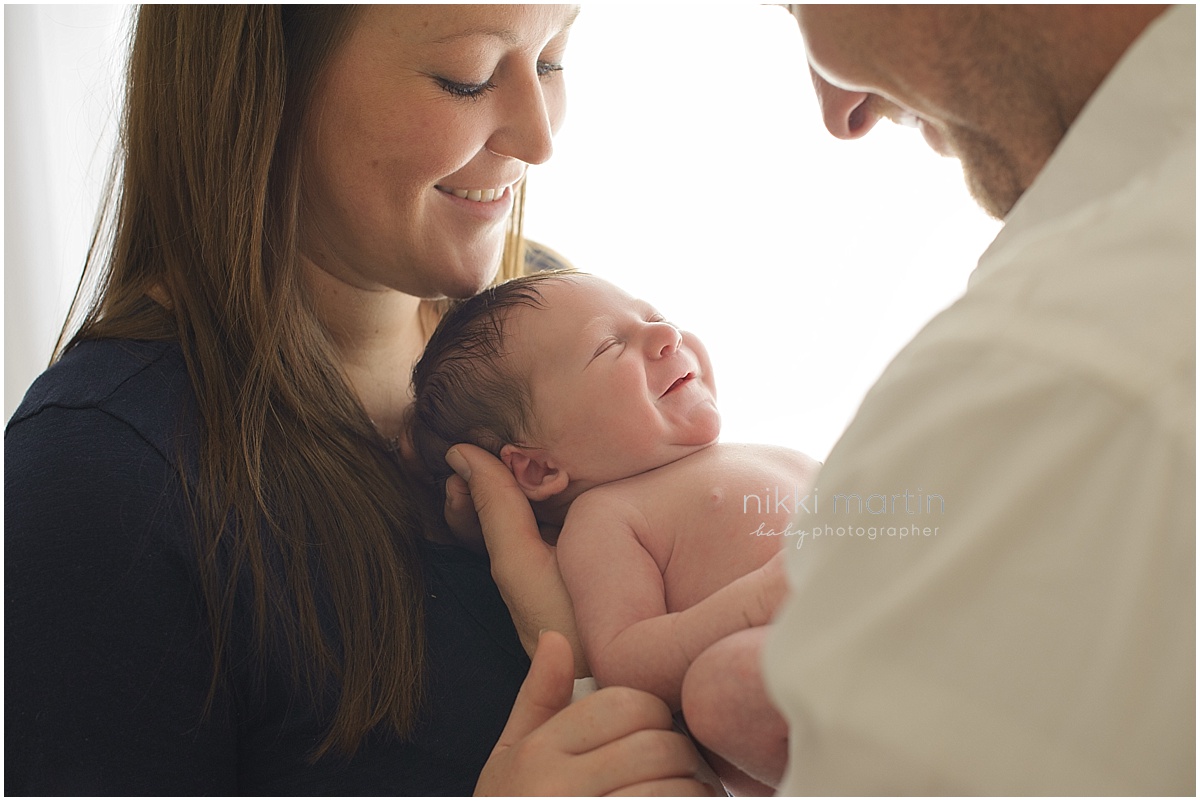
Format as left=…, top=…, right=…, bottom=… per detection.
left=5, top=6, right=709, bottom=794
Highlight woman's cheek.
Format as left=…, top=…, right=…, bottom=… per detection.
left=546, top=83, right=567, bottom=135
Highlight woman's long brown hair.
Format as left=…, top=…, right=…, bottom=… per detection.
left=56, top=5, right=529, bottom=760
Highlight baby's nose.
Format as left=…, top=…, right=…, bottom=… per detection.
left=648, top=323, right=682, bottom=357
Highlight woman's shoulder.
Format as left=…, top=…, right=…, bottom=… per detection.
left=7, top=338, right=196, bottom=468
left=13, top=337, right=185, bottom=411
left=524, top=240, right=575, bottom=274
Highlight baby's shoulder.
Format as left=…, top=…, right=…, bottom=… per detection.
left=691, top=442, right=821, bottom=483
left=593, top=444, right=820, bottom=518
left=566, top=480, right=648, bottom=528
left=559, top=482, right=655, bottom=559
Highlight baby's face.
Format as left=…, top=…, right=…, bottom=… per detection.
left=514, top=275, right=720, bottom=486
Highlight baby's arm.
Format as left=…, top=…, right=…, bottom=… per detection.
left=557, top=491, right=786, bottom=711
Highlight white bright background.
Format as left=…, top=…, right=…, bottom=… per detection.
left=5, top=4, right=129, bottom=420
left=5, top=4, right=1001, bottom=460
left=525, top=4, right=1000, bottom=459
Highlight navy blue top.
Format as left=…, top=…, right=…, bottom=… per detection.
left=5, top=338, right=530, bottom=794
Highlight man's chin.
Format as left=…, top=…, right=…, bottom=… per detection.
left=918, top=119, right=954, bottom=158
left=963, top=163, right=1025, bottom=221
left=954, top=133, right=1029, bottom=220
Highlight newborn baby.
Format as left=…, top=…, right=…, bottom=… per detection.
left=408, top=271, right=819, bottom=793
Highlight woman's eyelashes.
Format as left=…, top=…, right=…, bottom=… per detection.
left=437, top=77, right=496, bottom=99
left=436, top=61, right=563, bottom=101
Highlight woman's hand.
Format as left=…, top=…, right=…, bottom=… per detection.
left=476, top=630, right=720, bottom=796
left=445, top=444, right=589, bottom=677
left=441, top=462, right=487, bottom=553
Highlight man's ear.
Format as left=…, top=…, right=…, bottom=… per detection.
left=499, top=444, right=570, bottom=501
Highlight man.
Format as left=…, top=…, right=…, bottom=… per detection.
left=763, top=5, right=1194, bottom=794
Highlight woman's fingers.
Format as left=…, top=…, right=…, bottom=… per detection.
left=475, top=630, right=577, bottom=796
left=442, top=473, right=484, bottom=550
left=530, top=685, right=713, bottom=795
left=575, top=724, right=714, bottom=796
left=489, top=630, right=577, bottom=754
left=548, top=686, right=675, bottom=754
left=446, top=444, right=585, bottom=669
left=476, top=632, right=718, bottom=796
left=607, top=777, right=723, bottom=796
left=445, top=444, right=542, bottom=559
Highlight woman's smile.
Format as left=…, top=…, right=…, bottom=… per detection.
left=434, top=183, right=518, bottom=221
left=436, top=185, right=512, bottom=202
left=299, top=4, right=571, bottom=299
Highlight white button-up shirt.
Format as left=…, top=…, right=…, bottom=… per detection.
left=764, top=5, right=1195, bottom=793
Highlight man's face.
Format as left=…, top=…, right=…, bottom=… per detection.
left=792, top=5, right=1065, bottom=219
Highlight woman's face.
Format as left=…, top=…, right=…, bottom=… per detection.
left=300, top=5, right=576, bottom=300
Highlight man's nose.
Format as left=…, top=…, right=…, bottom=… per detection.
left=810, top=66, right=879, bottom=140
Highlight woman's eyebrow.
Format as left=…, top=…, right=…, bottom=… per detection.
left=431, top=8, right=580, bottom=47
left=561, top=7, right=582, bottom=33
left=432, top=27, right=520, bottom=46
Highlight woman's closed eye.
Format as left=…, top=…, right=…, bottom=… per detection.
left=436, top=61, right=563, bottom=101
left=435, top=75, right=496, bottom=100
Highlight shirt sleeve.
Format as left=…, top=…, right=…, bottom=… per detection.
left=763, top=337, right=1195, bottom=794
left=5, top=404, right=238, bottom=794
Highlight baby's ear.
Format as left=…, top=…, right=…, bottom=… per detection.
left=499, top=444, right=570, bottom=501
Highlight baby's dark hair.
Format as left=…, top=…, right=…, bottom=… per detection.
left=407, top=269, right=577, bottom=493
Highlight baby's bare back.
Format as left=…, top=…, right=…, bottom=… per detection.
left=597, top=443, right=820, bottom=612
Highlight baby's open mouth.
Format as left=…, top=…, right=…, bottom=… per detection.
left=662, top=372, right=693, bottom=397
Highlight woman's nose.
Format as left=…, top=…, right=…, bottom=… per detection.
left=809, top=66, right=880, bottom=140
left=646, top=322, right=682, bottom=358
left=486, top=71, right=561, bottom=165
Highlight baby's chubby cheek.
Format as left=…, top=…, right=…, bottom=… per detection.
left=690, top=403, right=722, bottom=446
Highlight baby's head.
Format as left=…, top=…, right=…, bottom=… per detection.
left=409, top=271, right=720, bottom=513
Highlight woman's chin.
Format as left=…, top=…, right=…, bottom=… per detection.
left=418, top=272, right=496, bottom=302
left=433, top=258, right=504, bottom=300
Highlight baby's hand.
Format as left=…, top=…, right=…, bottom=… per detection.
left=753, top=549, right=791, bottom=626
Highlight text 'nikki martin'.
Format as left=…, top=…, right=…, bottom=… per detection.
left=742, top=487, right=946, bottom=517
